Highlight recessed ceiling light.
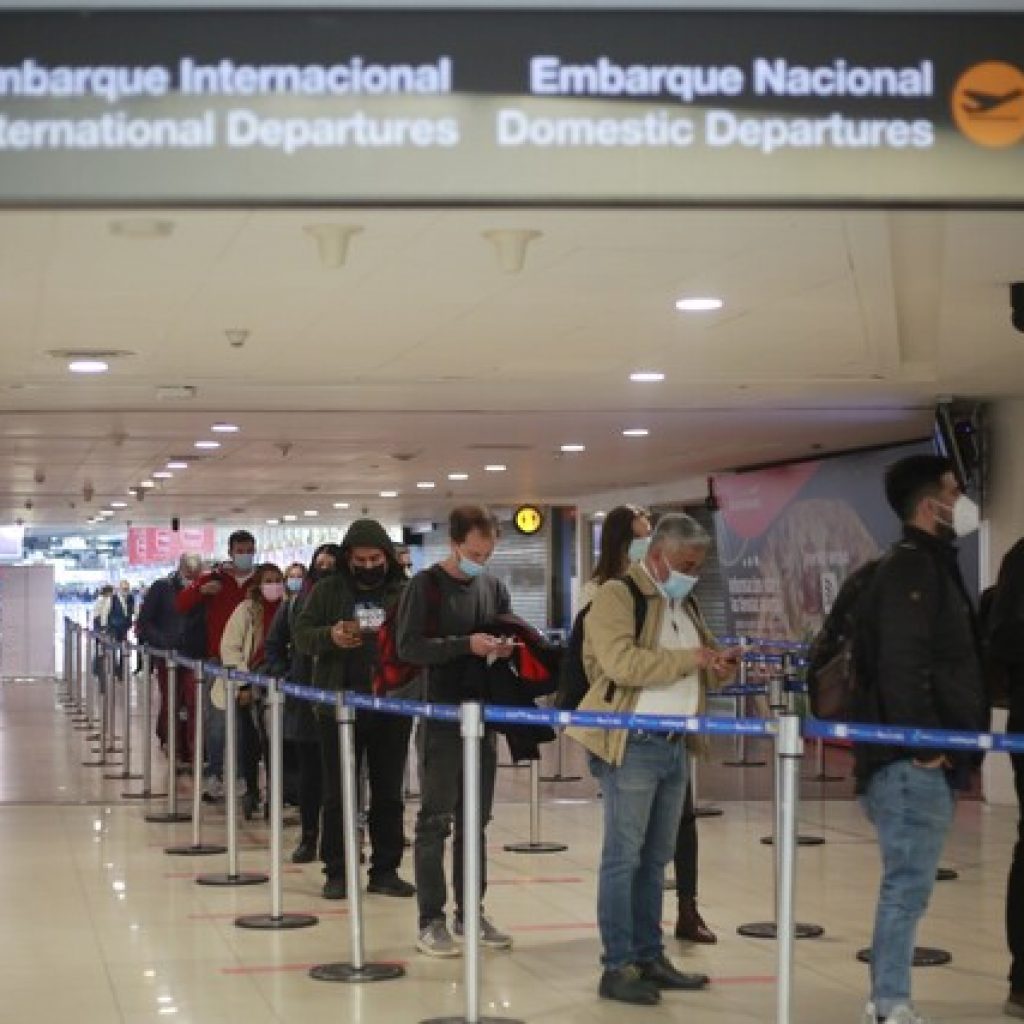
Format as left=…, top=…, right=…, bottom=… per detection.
left=622, top=428, right=650, bottom=437
left=674, top=296, right=724, bottom=312
left=139, top=480, right=156, bottom=489
left=630, top=371, right=665, bottom=383
left=166, top=461, right=188, bottom=470
left=211, top=422, right=239, bottom=433
left=194, top=440, right=220, bottom=450
left=152, top=471, right=172, bottom=479
left=484, top=464, right=507, bottom=472
left=448, top=472, right=469, bottom=481
left=69, top=360, right=109, bottom=374
left=110, top=501, right=128, bottom=509
left=282, top=514, right=297, bottom=522
left=99, top=509, right=114, bottom=516
left=416, top=482, right=436, bottom=490
left=594, top=510, right=607, bottom=518
left=332, top=501, right=350, bottom=509
left=560, top=444, right=586, bottom=453
left=380, top=490, right=398, bottom=498
left=266, top=518, right=280, bottom=525
left=303, top=510, right=318, bottom=517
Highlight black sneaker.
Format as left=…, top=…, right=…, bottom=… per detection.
left=367, top=872, right=416, bottom=898
left=638, top=954, right=709, bottom=991
left=291, top=838, right=317, bottom=864
left=322, top=876, right=347, bottom=900
left=599, top=965, right=661, bottom=1006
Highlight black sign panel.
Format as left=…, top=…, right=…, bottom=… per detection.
left=0, top=9, right=1022, bottom=204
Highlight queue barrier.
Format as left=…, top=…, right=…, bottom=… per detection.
left=60, top=618, right=1024, bottom=1024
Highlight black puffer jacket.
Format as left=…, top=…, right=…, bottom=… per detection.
left=852, top=526, right=987, bottom=791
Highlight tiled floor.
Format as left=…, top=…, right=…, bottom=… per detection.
left=2, top=678, right=1018, bottom=1024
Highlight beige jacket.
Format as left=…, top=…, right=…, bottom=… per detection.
left=213, top=599, right=265, bottom=709
left=565, top=562, right=721, bottom=766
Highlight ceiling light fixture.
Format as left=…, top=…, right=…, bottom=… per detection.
left=622, top=428, right=650, bottom=437
left=282, top=514, right=297, bottom=522
left=380, top=490, right=398, bottom=498
left=210, top=423, right=239, bottom=433
left=484, top=464, right=507, bottom=472
left=630, top=371, right=665, bottom=383
left=194, top=440, right=220, bottom=450
left=416, top=482, right=436, bottom=490
left=675, top=296, right=724, bottom=312
left=266, top=518, right=280, bottom=526
left=332, top=501, right=350, bottom=509
left=560, top=444, right=586, bottom=453
left=303, top=510, right=318, bottom=517
left=139, top=480, right=156, bottom=489
left=111, top=501, right=128, bottom=509
left=152, top=471, right=172, bottom=479
left=448, top=472, right=469, bottom=481
left=166, top=461, right=188, bottom=470
left=69, top=360, right=109, bottom=374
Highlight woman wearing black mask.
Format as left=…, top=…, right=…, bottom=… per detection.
left=293, top=519, right=414, bottom=900
left=265, top=543, right=343, bottom=861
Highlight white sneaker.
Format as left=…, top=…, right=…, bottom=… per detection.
left=864, top=1003, right=934, bottom=1024
left=202, top=776, right=224, bottom=802
left=417, top=919, right=461, bottom=958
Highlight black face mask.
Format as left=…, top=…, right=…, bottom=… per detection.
left=352, top=564, right=387, bottom=589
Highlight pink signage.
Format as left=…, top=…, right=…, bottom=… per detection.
left=128, top=527, right=217, bottom=567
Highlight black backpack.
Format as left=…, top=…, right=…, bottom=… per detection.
left=806, top=558, right=880, bottom=720
left=553, top=576, right=647, bottom=711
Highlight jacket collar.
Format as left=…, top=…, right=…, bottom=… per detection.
left=902, top=524, right=957, bottom=556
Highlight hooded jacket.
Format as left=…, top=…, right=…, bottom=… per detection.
left=292, top=519, right=407, bottom=694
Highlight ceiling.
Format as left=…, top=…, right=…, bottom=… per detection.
left=1, top=207, right=1021, bottom=529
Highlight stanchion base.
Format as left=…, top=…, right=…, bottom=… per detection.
left=502, top=842, right=569, bottom=854
left=856, top=947, right=951, bottom=967
left=195, top=872, right=268, bottom=887
left=165, top=843, right=227, bottom=856
left=81, top=759, right=111, bottom=768
left=807, top=773, right=845, bottom=783
left=737, top=922, right=824, bottom=939
left=421, top=1017, right=524, bottom=1024
left=539, top=774, right=582, bottom=783
left=310, top=962, right=405, bottom=983
left=694, top=805, right=724, bottom=818
left=936, top=868, right=959, bottom=881
left=145, top=812, right=192, bottom=823
left=123, top=790, right=168, bottom=800
left=105, top=771, right=143, bottom=781
left=722, top=759, right=767, bottom=768
left=236, top=913, right=318, bottom=930
left=760, top=835, right=827, bottom=847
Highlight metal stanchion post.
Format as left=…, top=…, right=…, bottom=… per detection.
left=422, top=701, right=520, bottom=1024
left=808, top=736, right=843, bottom=783
left=167, top=665, right=226, bottom=856
left=539, top=730, right=581, bottom=784
left=312, top=695, right=402, bottom=981
left=238, top=679, right=318, bottom=929
left=101, top=645, right=123, bottom=757
left=75, top=633, right=96, bottom=731
left=107, top=643, right=141, bottom=780
left=146, top=659, right=191, bottom=824
left=724, top=640, right=766, bottom=768
left=124, top=649, right=166, bottom=799
left=83, top=641, right=114, bottom=767
left=775, top=713, right=803, bottom=1024
left=197, top=673, right=267, bottom=886
left=70, top=626, right=88, bottom=721
left=691, top=752, right=723, bottom=818
left=504, top=759, right=568, bottom=854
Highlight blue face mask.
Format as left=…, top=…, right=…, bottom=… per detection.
left=233, top=553, right=254, bottom=573
left=458, top=551, right=488, bottom=579
left=627, top=537, right=650, bottom=563
left=285, top=576, right=303, bottom=594
left=658, top=555, right=698, bottom=601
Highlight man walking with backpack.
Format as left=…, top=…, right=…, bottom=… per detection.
left=853, top=454, right=987, bottom=1024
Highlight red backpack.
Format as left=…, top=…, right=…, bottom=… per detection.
left=372, top=566, right=444, bottom=696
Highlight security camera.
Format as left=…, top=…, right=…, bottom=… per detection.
left=1012, top=283, right=1024, bottom=333
left=23, top=499, right=33, bottom=511
left=33, top=469, right=45, bottom=484
left=704, top=476, right=720, bottom=513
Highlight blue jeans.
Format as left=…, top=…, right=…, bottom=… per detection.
left=590, top=734, right=688, bottom=971
left=203, top=681, right=225, bottom=781
left=861, top=759, right=954, bottom=1015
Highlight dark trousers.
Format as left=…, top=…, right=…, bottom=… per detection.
left=239, top=698, right=265, bottom=799
left=673, top=780, right=698, bottom=900
left=293, top=740, right=322, bottom=840
left=415, top=720, right=498, bottom=929
left=1008, top=684, right=1024, bottom=991
left=317, top=706, right=413, bottom=881
left=154, top=662, right=195, bottom=763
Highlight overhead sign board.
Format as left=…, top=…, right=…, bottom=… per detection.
left=0, top=10, right=1023, bottom=204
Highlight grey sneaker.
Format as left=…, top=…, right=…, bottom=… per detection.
left=416, top=919, right=461, bottom=958
left=881, top=1006, right=933, bottom=1024
left=454, top=914, right=513, bottom=950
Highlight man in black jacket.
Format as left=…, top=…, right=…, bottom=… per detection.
left=293, top=520, right=414, bottom=901
left=986, top=539, right=1024, bottom=1019
left=854, top=454, right=987, bottom=1024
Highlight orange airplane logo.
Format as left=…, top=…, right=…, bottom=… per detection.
left=952, top=61, right=1024, bottom=147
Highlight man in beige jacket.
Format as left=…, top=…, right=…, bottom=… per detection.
left=568, top=513, right=737, bottom=1006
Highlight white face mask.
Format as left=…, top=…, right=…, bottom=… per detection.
left=937, top=494, right=980, bottom=538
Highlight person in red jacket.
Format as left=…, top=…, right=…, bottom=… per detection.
left=175, top=529, right=257, bottom=800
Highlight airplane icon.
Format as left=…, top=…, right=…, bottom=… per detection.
left=962, top=88, right=1024, bottom=115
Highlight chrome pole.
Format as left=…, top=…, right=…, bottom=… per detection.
left=503, top=758, right=567, bottom=854
left=146, top=659, right=191, bottom=823
left=106, top=642, right=140, bottom=780
left=311, top=694, right=401, bottom=981
left=776, top=713, right=804, bottom=1024
left=124, top=650, right=164, bottom=799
